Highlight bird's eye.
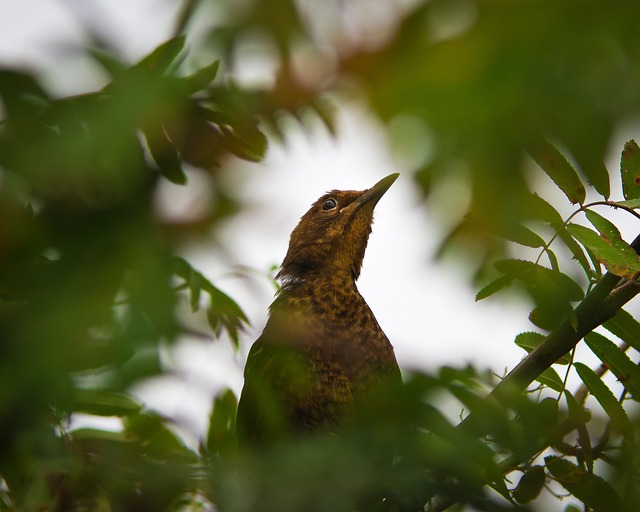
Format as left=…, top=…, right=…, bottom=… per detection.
left=321, top=198, right=338, bottom=211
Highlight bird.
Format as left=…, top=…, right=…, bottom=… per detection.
left=236, top=173, right=402, bottom=444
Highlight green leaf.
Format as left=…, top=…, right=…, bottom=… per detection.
left=536, top=367, right=565, bottom=392
left=545, top=456, right=626, bottom=512
left=615, top=199, right=640, bottom=209
left=74, top=389, right=141, bottom=417
left=134, top=36, right=186, bottom=75
left=574, top=362, right=634, bottom=441
left=494, top=259, right=584, bottom=301
left=513, top=466, right=546, bottom=504
left=475, top=274, right=513, bottom=301
left=144, top=128, right=187, bottom=185
left=206, top=388, right=238, bottom=455
left=604, top=308, right=640, bottom=352
left=585, top=209, right=621, bottom=242
left=125, top=411, right=198, bottom=463
left=220, top=123, right=268, bottom=163
left=171, top=257, right=249, bottom=343
left=557, top=225, right=594, bottom=277
left=620, top=139, right=640, bottom=201
left=515, top=331, right=571, bottom=365
left=564, top=390, right=590, bottom=426
left=496, top=224, right=547, bottom=248
left=528, top=140, right=586, bottom=204
left=546, top=248, right=560, bottom=272
left=184, top=59, right=220, bottom=93
left=585, top=332, right=640, bottom=401
left=528, top=193, right=564, bottom=226
left=567, top=223, right=640, bottom=278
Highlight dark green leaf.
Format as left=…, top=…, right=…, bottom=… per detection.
left=144, top=128, right=187, bottom=185
left=513, top=466, right=546, bottom=504
left=515, top=331, right=571, bottom=364
left=545, top=456, right=626, bottom=512
left=604, top=308, right=640, bottom=352
left=574, top=362, right=634, bottom=441
left=185, top=59, right=220, bottom=93
left=206, top=388, right=238, bottom=455
left=125, top=411, right=198, bottom=463
left=220, top=123, right=268, bottom=163
left=536, top=367, right=565, bottom=392
left=585, top=332, right=640, bottom=401
left=564, top=390, right=589, bottom=425
left=620, top=140, right=640, bottom=201
left=557, top=225, right=594, bottom=277
left=528, top=140, right=586, bottom=204
left=546, top=248, right=560, bottom=272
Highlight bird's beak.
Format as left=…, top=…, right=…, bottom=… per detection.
left=356, top=173, right=400, bottom=207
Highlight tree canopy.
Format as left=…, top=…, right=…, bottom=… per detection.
left=2, top=1, right=640, bottom=511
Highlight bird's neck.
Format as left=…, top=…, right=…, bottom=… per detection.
left=278, top=268, right=359, bottom=296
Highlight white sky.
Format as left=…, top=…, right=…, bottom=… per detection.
left=3, top=0, right=634, bottom=453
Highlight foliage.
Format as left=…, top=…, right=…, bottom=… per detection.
left=2, top=0, right=640, bottom=511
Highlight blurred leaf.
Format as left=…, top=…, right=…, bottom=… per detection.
left=171, top=256, right=248, bottom=343
left=125, top=411, right=198, bottom=463
left=515, top=331, right=571, bottom=364
left=564, top=389, right=590, bottom=425
left=220, top=122, right=268, bottom=162
left=528, top=140, right=586, bottom=205
left=495, top=259, right=583, bottom=302
left=74, top=389, right=141, bottom=417
left=87, top=46, right=128, bottom=78
left=513, top=466, right=546, bottom=504
left=567, top=223, right=640, bottom=278
left=574, top=362, right=634, bottom=441
left=206, top=389, right=238, bottom=456
left=545, top=456, right=626, bottom=512
left=585, top=332, right=640, bottom=401
left=604, top=308, right=640, bottom=352
left=185, top=59, right=220, bottom=93
left=495, top=259, right=582, bottom=329
left=133, top=36, right=186, bottom=75
left=143, top=127, right=187, bottom=184
left=475, top=274, right=513, bottom=301
left=620, top=140, right=640, bottom=200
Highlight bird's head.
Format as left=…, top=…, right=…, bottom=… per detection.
left=277, top=173, right=399, bottom=284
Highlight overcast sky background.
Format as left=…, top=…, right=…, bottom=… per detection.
left=3, top=0, right=635, bottom=447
